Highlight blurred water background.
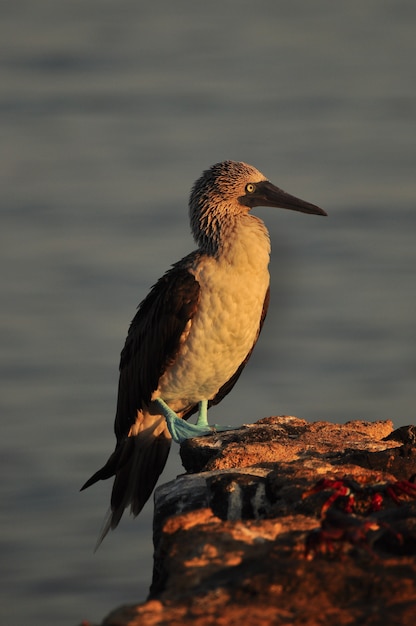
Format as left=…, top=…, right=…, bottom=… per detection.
left=1, top=1, right=415, bottom=624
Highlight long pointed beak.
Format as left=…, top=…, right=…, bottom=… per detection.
left=246, top=180, right=327, bottom=216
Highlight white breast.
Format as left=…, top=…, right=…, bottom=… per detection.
left=156, top=215, right=271, bottom=411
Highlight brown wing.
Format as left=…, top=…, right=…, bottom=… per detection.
left=81, top=261, right=201, bottom=542
left=114, top=262, right=201, bottom=442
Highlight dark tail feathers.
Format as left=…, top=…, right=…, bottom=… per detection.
left=81, top=419, right=171, bottom=549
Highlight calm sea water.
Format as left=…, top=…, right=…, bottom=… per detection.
left=1, top=1, right=415, bottom=624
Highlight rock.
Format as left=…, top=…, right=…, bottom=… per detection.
left=89, top=417, right=416, bottom=626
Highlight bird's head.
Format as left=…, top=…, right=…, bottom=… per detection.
left=189, top=160, right=326, bottom=251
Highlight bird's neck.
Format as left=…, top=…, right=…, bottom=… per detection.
left=199, top=213, right=271, bottom=270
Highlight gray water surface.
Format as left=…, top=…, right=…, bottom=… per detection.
left=1, top=2, right=415, bottom=624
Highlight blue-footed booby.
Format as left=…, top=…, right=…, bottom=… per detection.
left=81, top=160, right=326, bottom=546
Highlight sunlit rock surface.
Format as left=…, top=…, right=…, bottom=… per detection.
left=86, top=417, right=416, bottom=626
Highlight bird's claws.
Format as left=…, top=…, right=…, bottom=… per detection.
left=212, top=423, right=235, bottom=432
left=164, top=414, right=235, bottom=444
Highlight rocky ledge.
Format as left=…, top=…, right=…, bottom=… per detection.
left=86, top=417, right=416, bottom=626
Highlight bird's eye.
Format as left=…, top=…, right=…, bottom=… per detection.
left=245, top=183, right=256, bottom=193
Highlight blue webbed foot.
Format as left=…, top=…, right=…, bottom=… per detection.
left=155, top=398, right=234, bottom=444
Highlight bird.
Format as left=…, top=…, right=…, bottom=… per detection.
left=81, top=160, right=327, bottom=547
